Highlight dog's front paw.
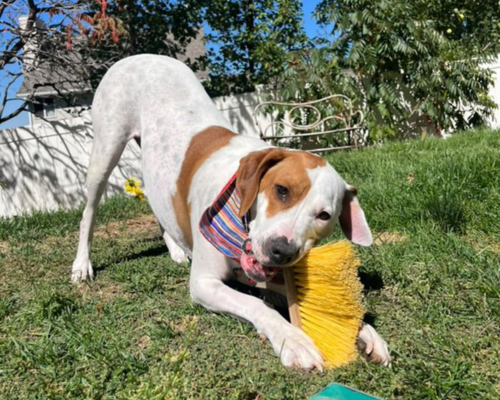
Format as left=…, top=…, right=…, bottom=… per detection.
left=164, top=236, right=189, bottom=263
left=170, top=248, right=189, bottom=263
left=357, top=323, right=391, bottom=366
left=71, top=258, right=94, bottom=282
left=269, top=325, right=324, bottom=371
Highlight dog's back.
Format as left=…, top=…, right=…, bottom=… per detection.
left=89, top=54, right=233, bottom=251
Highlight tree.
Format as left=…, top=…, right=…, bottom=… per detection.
left=91, top=0, right=206, bottom=70
left=1, top=0, right=308, bottom=125
left=0, top=0, right=205, bottom=126
left=0, top=0, right=123, bottom=125
left=85, top=1, right=309, bottom=97
left=279, top=0, right=500, bottom=141
left=203, top=0, right=308, bottom=96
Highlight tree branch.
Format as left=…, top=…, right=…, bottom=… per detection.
left=0, top=39, right=24, bottom=70
left=0, top=0, right=16, bottom=20
left=0, top=100, right=29, bottom=125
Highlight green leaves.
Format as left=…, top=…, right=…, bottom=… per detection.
left=277, top=0, right=499, bottom=141
left=203, top=0, right=308, bottom=96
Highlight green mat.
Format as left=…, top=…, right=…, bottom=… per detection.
left=310, top=383, right=382, bottom=400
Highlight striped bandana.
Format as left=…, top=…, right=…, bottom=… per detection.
left=199, top=173, right=279, bottom=283
left=199, top=173, right=249, bottom=261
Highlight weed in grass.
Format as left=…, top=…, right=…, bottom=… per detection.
left=0, top=294, right=18, bottom=320
left=36, top=292, right=80, bottom=321
left=423, top=189, right=467, bottom=234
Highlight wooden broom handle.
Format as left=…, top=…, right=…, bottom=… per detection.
left=283, top=268, right=302, bottom=328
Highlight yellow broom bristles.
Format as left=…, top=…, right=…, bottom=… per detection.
left=293, top=241, right=364, bottom=368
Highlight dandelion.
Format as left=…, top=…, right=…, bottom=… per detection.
left=124, top=177, right=145, bottom=201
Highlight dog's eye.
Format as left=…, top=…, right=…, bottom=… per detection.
left=317, top=211, right=331, bottom=221
left=275, top=184, right=289, bottom=201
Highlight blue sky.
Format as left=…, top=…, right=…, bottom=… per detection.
left=302, top=0, right=324, bottom=39
left=0, top=1, right=323, bottom=130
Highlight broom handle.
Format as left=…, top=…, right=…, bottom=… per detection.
left=283, top=268, right=302, bottom=328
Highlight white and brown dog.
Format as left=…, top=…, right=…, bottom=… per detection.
left=72, top=54, right=390, bottom=370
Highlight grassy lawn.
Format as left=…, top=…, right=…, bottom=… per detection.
left=0, top=129, right=499, bottom=399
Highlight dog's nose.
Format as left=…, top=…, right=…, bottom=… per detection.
left=268, top=236, right=297, bottom=265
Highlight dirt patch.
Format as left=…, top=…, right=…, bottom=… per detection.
left=96, top=284, right=127, bottom=300
left=93, top=214, right=159, bottom=239
left=44, top=214, right=159, bottom=253
left=467, top=237, right=500, bottom=254
left=374, top=232, right=407, bottom=245
left=1, top=214, right=160, bottom=258
left=136, top=335, right=152, bottom=350
left=75, top=283, right=128, bottom=302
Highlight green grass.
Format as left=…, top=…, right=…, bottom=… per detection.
left=1, top=129, right=499, bottom=399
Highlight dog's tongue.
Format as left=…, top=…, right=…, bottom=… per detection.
left=240, top=253, right=268, bottom=283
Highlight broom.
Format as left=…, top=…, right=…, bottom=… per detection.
left=283, top=240, right=365, bottom=368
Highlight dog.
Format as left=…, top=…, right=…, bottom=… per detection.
left=71, top=54, right=390, bottom=370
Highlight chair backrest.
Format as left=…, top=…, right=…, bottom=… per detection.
left=253, top=94, right=365, bottom=153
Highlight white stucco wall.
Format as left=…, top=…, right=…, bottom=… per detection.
left=212, top=90, right=269, bottom=138
left=0, top=92, right=268, bottom=217
left=0, top=112, right=142, bottom=217
left=486, top=57, right=500, bottom=128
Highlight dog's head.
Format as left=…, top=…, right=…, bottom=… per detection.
left=236, top=148, right=372, bottom=281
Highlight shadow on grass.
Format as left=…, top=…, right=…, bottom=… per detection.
left=226, top=279, right=290, bottom=320
left=93, top=241, right=168, bottom=276
left=359, top=271, right=384, bottom=327
left=359, top=270, right=384, bottom=291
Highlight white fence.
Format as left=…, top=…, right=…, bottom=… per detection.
left=0, top=92, right=267, bottom=217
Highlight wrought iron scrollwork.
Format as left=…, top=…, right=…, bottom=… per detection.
left=253, top=94, right=365, bottom=153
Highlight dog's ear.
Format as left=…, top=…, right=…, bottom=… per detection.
left=339, top=186, right=373, bottom=247
left=236, top=148, right=286, bottom=217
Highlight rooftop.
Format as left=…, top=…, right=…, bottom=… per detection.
left=17, top=28, right=208, bottom=99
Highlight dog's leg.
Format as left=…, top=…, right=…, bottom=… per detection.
left=189, top=241, right=324, bottom=370
left=160, top=227, right=189, bottom=263
left=71, top=138, right=127, bottom=282
left=357, top=323, right=391, bottom=366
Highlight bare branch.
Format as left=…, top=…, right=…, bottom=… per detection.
left=0, top=39, right=24, bottom=70
left=0, top=100, right=29, bottom=125
left=0, top=73, right=23, bottom=114
left=37, top=1, right=90, bottom=13
left=0, top=0, right=16, bottom=20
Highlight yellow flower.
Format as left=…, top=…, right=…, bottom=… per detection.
left=446, top=28, right=452, bottom=34
left=124, top=177, right=145, bottom=201
left=459, top=14, right=464, bottom=20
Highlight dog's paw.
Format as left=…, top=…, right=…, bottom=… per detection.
left=357, top=323, right=391, bottom=366
left=166, top=240, right=189, bottom=263
left=170, top=248, right=189, bottom=263
left=270, top=325, right=324, bottom=371
left=71, top=259, right=94, bottom=283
